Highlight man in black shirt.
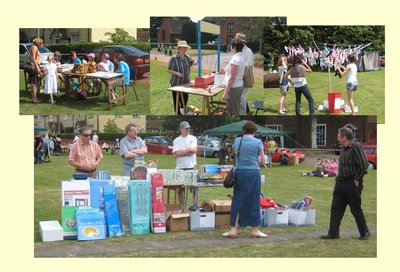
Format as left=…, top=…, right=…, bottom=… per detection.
left=322, top=127, right=370, bottom=240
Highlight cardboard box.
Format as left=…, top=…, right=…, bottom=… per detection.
left=151, top=173, right=166, bottom=233
left=202, top=199, right=231, bottom=212
left=90, top=179, right=116, bottom=209
left=129, top=180, right=151, bottom=234
left=288, top=156, right=299, bottom=166
left=76, top=208, right=106, bottom=241
left=61, top=206, right=78, bottom=237
left=39, top=220, right=63, bottom=242
left=288, top=209, right=316, bottom=226
left=262, top=208, right=289, bottom=227
left=167, top=213, right=189, bottom=232
left=104, top=192, right=122, bottom=237
left=215, top=213, right=231, bottom=229
left=131, top=218, right=150, bottom=235
left=61, top=180, right=90, bottom=207
left=116, top=187, right=131, bottom=235
left=190, top=210, right=215, bottom=231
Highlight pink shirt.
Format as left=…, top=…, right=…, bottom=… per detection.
left=69, top=140, right=103, bottom=170
left=325, top=162, right=338, bottom=174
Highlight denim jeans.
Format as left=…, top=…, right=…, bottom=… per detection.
left=295, top=84, right=315, bottom=115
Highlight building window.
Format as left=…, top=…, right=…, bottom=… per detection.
left=132, top=115, right=140, bottom=119
left=53, top=38, right=60, bottom=44
left=227, top=23, right=234, bottom=33
left=266, top=125, right=282, bottom=132
left=71, top=35, right=80, bottom=43
left=316, top=124, right=327, bottom=147
left=87, top=115, right=93, bottom=119
left=226, top=35, right=234, bottom=47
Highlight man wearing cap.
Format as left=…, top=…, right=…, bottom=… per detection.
left=68, top=126, right=103, bottom=178
left=173, top=121, right=198, bottom=203
left=236, top=33, right=254, bottom=115
left=119, top=124, right=148, bottom=176
left=167, top=41, right=197, bottom=114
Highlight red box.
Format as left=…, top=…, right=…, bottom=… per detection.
left=328, top=92, right=342, bottom=113
left=151, top=173, right=166, bottom=233
left=195, top=74, right=214, bottom=88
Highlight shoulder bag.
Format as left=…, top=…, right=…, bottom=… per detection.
left=223, top=136, right=243, bottom=188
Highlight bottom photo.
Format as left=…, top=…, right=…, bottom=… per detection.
left=34, top=114, right=377, bottom=257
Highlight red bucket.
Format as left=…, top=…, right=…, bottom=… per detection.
left=328, top=92, right=342, bottom=113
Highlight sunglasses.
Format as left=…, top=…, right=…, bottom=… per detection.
left=81, top=134, right=92, bottom=138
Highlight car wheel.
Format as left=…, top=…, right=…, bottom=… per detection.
left=213, top=151, right=219, bottom=158
left=368, top=162, right=376, bottom=169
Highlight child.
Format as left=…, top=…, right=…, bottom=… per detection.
left=302, top=158, right=324, bottom=177
left=337, top=54, right=358, bottom=115
left=277, top=55, right=290, bottom=114
left=43, top=55, right=58, bottom=104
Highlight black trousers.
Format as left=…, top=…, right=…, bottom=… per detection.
left=328, top=176, right=369, bottom=236
left=171, top=91, right=188, bottom=115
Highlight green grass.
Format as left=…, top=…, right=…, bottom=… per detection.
left=34, top=152, right=376, bottom=257
left=19, top=70, right=150, bottom=115
left=150, top=60, right=264, bottom=115
left=264, top=69, right=385, bottom=123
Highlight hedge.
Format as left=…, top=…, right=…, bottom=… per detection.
left=59, top=132, right=166, bottom=142
left=45, top=42, right=151, bottom=57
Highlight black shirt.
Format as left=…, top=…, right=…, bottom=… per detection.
left=168, top=54, right=194, bottom=86
left=338, top=141, right=369, bottom=181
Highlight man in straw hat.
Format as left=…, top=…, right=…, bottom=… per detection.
left=235, top=33, right=254, bottom=115
left=167, top=41, right=197, bottom=114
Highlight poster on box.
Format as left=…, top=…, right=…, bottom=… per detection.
left=61, top=180, right=90, bottom=207
left=104, top=192, right=122, bottom=237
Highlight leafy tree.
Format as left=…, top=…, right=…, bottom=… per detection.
left=103, top=119, right=123, bottom=134
left=105, top=28, right=136, bottom=43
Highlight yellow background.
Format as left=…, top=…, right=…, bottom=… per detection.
left=0, top=0, right=398, bottom=271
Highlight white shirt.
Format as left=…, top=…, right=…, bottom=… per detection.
left=173, top=135, right=197, bottom=169
left=223, top=52, right=245, bottom=88
left=92, top=134, right=99, bottom=142
left=243, top=46, right=254, bottom=67
left=347, top=63, right=358, bottom=83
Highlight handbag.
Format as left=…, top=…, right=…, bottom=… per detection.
left=24, top=61, right=35, bottom=74
left=223, top=136, right=243, bottom=188
left=243, top=66, right=254, bottom=88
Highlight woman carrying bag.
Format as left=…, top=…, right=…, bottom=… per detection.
left=222, top=121, right=267, bottom=238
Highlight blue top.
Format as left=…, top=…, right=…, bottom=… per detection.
left=119, top=135, right=145, bottom=166
left=116, top=61, right=130, bottom=85
left=233, top=136, right=263, bottom=170
left=67, top=58, right=82, bottom=64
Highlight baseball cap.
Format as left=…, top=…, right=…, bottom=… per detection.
left=180, top=121, right=191, bottom=129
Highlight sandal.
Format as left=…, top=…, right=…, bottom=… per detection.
left=278, top=111, right=285, bottom=115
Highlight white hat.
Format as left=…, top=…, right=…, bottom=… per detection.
left=177, top=41, right=191, bottom=49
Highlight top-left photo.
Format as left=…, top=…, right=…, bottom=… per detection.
left=19, top=28, right=150, bottom=115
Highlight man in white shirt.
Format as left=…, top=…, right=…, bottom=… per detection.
left=173, top=121, right=197, bottom=203
left=236, top=33, right=254, bottom=115
left=92, top=132, right=99, bottom=143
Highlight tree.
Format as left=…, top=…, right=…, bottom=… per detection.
left=103, top=119, right=123, bottom=134
left=104, top=28, right=136, bottom=43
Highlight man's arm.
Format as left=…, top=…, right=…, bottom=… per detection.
left=354, top=143, right=369, bottom=182
left=174, top=147, right=197, bottom=157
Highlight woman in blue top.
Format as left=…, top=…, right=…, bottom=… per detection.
left=223, top=121, right=267, bottom=238
left=112, top=53, right=130, bottom=101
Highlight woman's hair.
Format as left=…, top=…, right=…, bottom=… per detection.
left=47, top=55, right=54, bottom=63
left=347, top=53, right=357, bottom=63
left=242, top=121, right=257, bottom=134
left=114, top=53, right=125, bottom=62
left=230, top=38, right=244, bottom=52
left=277, top=56, right=287, bottom=66
left=54, top=51, right=62, bottom=57
left=292, top=53, right=304, bottom=65
left=32, top=37, right=43, bottom=46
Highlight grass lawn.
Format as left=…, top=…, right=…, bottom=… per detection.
left=150, top=60, right=264, bottom=115
left=34, top=152, right=377, bottom=257
left=264, top=68, right=385, bottom=123
left=19, top=70, right=150, bottom=115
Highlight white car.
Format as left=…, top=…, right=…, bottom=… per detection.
left=19, top=43, right=53, bottom=69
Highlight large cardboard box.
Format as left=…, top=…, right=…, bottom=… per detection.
left=202, top=200, right=231, bottom=229
left=131, top=218, right=150, bottom=235
left=90, top=179, right=116, bottom=209
left=215, top=213, right=231, bottom=229
left=104, top=192, right=122, bottom=237
left=288, top=156, right=299, bottom=166
left=61, top=206, right=78, bottom=237
left=76, top=208, right=106, bottom=241
left=129, top=180, right=151, bottom=235
left=167, top=213, right=189, bottom=232
left=151, top=173, right=166, bottom=233
left=113, top=176, right=131, bottom=235
left=288, top=209, right=316, bottom=226
left=61, top=180, right=90, bottom=207
left=39, top=221, right=63, bottom=242
left=262, top=208, right=289, bottom=227
left=190, top=210, right=215, bottom=231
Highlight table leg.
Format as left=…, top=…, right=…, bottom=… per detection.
left=64, top=75, right=70, bottom=100
left=24, top=70, right=28, bottom=92
left=107, top=82, right=112, bottom=110
left=122, top=80, right=126, bottom=105
left=175, top=92, right=180, bottom=115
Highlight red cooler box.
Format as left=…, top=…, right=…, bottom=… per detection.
left=151, top=173, right=166, bottom=233
left=328, top=92, right=342, bottom=113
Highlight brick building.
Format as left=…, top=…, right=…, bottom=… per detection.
left=157, top=18, right=184, bottom=44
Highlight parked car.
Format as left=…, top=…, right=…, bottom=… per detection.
left=93, top=45, right=150, bottom=79
left=144, top=136, right=173, bottom=155
left=19, top=43, right=54, bottom=69
left=197, top=138, right=220, bottom=158
left=363, top=145, right=377, bottom=169
left=380, top=56, right=385, bottom=67
left=271, top=148, right=305, bottom=163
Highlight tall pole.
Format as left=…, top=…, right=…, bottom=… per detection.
left=217, top=35, right=220, bottom=72
left=197, top=21, right=201, bottom=77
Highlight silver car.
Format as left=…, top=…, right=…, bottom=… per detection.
left=197, top=138, right=220, bottom=158
left=19, top=43, right=54, bottom=69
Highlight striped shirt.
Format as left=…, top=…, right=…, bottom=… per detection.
left=168, top=54, right=194, bottom=86
left=233, top=136, right=263, bottom=170
left=338, top=141, right=368, bottom=181
left=69, top=140, right=103, bottom=170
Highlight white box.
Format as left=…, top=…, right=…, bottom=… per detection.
left=61, top=180, right=91, bottom=206
left=190, top=211, right=215, bottom=231
left=289, top=209, right=316, bottom=226
left=265, top=208, right=289, bottom=227
left=39, top=221, right=63, bottom=242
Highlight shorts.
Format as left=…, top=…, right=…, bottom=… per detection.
left=280, top=84, right=289, bottom=94
left=346, top=82, right=358, bottom=91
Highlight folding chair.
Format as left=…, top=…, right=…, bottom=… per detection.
left=252, top=100, right=265, bottom=116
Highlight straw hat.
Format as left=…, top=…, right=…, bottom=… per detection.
left=235, top=33, right=246, bottom=42
left=177, top=41, right=191, bottom=49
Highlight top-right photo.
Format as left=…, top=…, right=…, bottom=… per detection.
left=263, top=25, right=385, bottom=123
